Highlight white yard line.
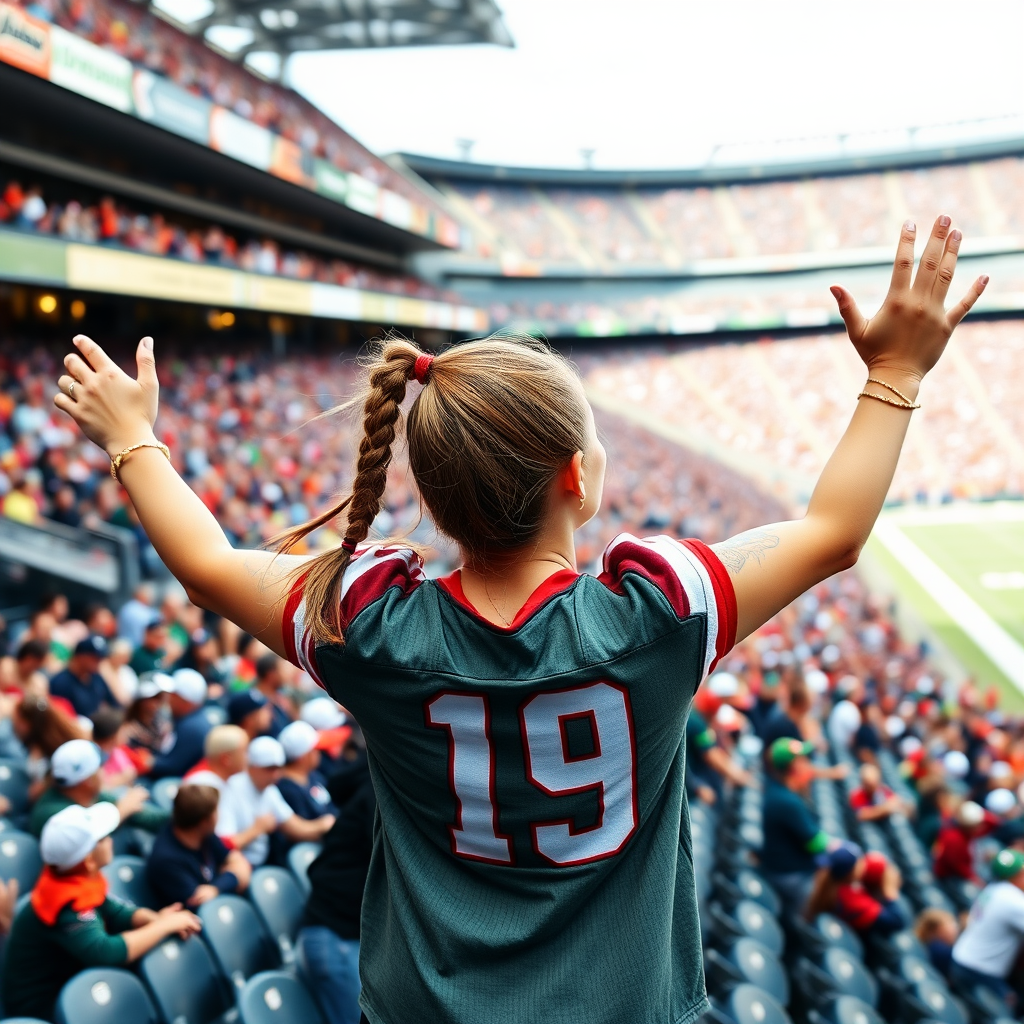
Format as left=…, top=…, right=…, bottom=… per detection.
left=873, top=520, right=1024, bottom=694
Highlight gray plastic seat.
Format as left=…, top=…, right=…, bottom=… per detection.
left=287, top=842, right=320, bottom=896
left=722, top=984, right=793, bottom=1024
left=198, top=895, right=279, bottom=991
left=54, top=968, right=158, bottom=1024
left=0, top=760, right=30, bottom=816
left=815, top=914, right=864, bottom=960
left=139, top=936, right=235, bottom=1024
left=908, top=981, right=968, bottom=1024
left=102, top=855, right=155, bottom=909
left=819, top=948, right=878, bottom=1007
left=827, top=994, right=885, bottom=1024
left=249, top=866, right=305, bottom=963
left=149, top=777, right=181, bottom=813
left=709, top=899, right=784, bottom=956
left=0, top=829, right=41, bottom=891
left=706, top=937, right=789, bottom=1005
left=238, top=971, right=325, bottom=1024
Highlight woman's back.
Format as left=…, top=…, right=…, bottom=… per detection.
left=285, top=534, right=734, bottom=1024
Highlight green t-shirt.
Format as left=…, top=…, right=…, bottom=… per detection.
left=285, top=535, right=737, bottom=1024
left=29, top=787, right=169, bottom=837
left=1, top=895, right=135, bottom=1019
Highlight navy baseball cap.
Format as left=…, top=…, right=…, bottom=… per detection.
left=228, top=688, right=267, bottom=724
left=816, top=841, right=864, bottom=878
left=74, top=635, right=108, bottom=658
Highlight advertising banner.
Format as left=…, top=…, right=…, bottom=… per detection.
left=132, top=69, right=211, bottom=145
left=49, top=25, right=132, bottom=112
left=345, top=173, right=380, bottom=217
left=209, top=106, right=273, bottom=171
left=0, top=2, right=49, bottom=77
left=313, top=160, right=349, bottom=203
left=270, top=136, right=313, bottom=187
left=379, top=189, right=413, bottom=231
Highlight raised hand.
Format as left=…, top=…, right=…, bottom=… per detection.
left=54, top=335, right=160, bottom=456
left=830, top=216, right=988, bottom=383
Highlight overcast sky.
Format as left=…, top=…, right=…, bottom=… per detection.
left=286, top=0, right=1024, bottom=169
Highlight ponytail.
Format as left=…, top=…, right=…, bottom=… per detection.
left=275, top=338, right=422, bottom=645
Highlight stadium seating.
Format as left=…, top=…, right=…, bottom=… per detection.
left=287, top=843, right=322, bottom=898
left=54, top=968, right=158, bottom=1024
left=237, top=972, right=325, bottom=1024
left=0, top=831, right=41, bottom=892
left=148, top=778, right=181, bottom=814
left=0, top=762, right=30, bottom=817
left=138, top=936, right=235, bottom=1024
left=248, top=867, right=305, bottom=964
left=101, top=855, right=155, bottom=909
left=197, top=896, right=281, bottom=991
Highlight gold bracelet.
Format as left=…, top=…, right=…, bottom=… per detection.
left=865, top=377, right=920, bottom=407
left=110, top=441, right=171, bottom=480
left=857, top=390, right=920, bottom=411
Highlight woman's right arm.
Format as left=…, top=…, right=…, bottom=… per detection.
left=53, top=336, right=310, bottom=656
left=713, top=216, right=987, bottom=642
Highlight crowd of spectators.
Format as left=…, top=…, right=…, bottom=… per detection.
left=12, top=0, right=438, bottom=211
left=445, top=155, right=1024, bottom=268
left=0, top=175, right=455, bottom=302
left=585, top=321, right=1024, bottom=502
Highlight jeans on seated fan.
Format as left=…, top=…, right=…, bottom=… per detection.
left=297, top=925, right=361, bottom=1024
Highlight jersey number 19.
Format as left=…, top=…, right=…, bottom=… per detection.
left=426, top=681, right=638, bottom=867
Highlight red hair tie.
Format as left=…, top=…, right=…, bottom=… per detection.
left=413, top=353, right=435, bottom=385
left=341, top=538, right=357, bottom=554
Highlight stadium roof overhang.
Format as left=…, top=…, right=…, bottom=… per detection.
left=152, top=0, right=513, bottom=63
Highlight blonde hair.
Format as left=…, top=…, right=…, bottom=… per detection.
left=204, top=724, right=248, bottom=759
left=276, top=333, right=589, bottom=646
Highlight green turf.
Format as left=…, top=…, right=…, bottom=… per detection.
left=864, top=530, right=1024, bottom=713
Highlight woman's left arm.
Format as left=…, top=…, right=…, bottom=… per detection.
left=55, top=335, right=308, bottom=655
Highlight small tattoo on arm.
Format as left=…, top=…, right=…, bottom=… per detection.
left=712, top=527, right=781, bottom=573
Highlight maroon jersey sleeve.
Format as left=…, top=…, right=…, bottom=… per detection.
left=599, top=533, right=737, bottom=677
left=281, top=544, right=425, bottom=687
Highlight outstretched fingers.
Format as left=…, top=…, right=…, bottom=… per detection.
left=912, top=215, right=952, bottom=293
left=889, top=220, right=918, bottom=293
left=830, top=285, right=867, bottom=341
left=946, top=275, right=990, bottom=329
left=72, top=334, right=116, bottom=373
left=932, top=229, right=962, bottom=303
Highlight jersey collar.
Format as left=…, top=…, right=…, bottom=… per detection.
left=436, top=568, right=580, bottom=632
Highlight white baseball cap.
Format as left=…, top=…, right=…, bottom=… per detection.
left=137, top=672, right=174, bottom=700
left=943, top=750, right=971, bottom=779
left=957, top=800, right=985, bottom=827
left=51, top=740, right=102, bottom=787
left=248, top=736, right=286, bottom=768
left=708, top=672, right=739, bottom=698
left=805, top=669, right=829, bottom=694
left=300, top=697, right=347, bottom=731
left=172, top=668, right=207, bottom=706
left=986, top=788, right=1016, bottom=815
left=991, top=761, right=1014, bottom=780
left=279, top=721, right=318, bottom=762
left=40, top=802, right=120, bottom=870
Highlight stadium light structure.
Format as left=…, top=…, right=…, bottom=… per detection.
left=151, top=0, right=513, bottom=68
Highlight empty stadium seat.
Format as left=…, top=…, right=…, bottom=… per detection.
left=792, top=948, right=878, bottom=1011
left=287, top=842, right=321, bottom=896
left=713, top=868, right=781, bottom=918
left=813, top=914, right=864, bottom=960
left=139, top=936, right=235, bottom=1024
left=238, top=971, right=325, bottom=1024
left=54, top=968, right=158, bottom=1024
left=707, top=900, right=784, bottom=956
left=0, top=761, right=30, bottom=817
left=248, top=867, right=305, bottom=963
left=198, top=895, right=280, bottom=990
left=714, top=983, right=792, bottom=1024
left=0, top=830, right=41, bottom=892
left=704, top=938, right=789, bottom=1005
left=149, top=778, right=181, bottom=813
left=807, top=994, right=885, bottom=1024
left=102, top=855, right=155, bottom=909
left=895, top=979, right=968, bottom=1024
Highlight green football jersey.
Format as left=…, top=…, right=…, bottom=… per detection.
left=284, top=533, right=736, bottom=1024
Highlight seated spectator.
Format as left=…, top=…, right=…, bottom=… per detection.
left=1, top=803, right=201, bottom=1021
left=915, top=907, right=960, bottom=978
left=229, top=688, right=274, bottom=740
left=685, top=688, right=753, bottom=804
left=48, top=636, right=119, bottom=717
left=92, top=706, right=139, bottom=789
left=278, top=721, right=338, bottom=820
left=763, top=682, right=847, bottom=781
left=123, top=672, right=174, bottom=757
left=12, top=696, right=89, bottom=802
left=216, top=736, right=334, bottom=867
left=129, top=613, right=167, bottom=675
left=117, top=583, right=158, bottom=648
left=806, top=843, right=906, bottom=936
left=951, top=848, right=1024, bottom=1007
left=185, top=723, right=249, bottom=788
left=0, top=639, right=49, bottom=699
left=147, top=784, right=251, bottom=908
left=853, top=702, right=884, bottom=764
left=850, top=763, right=905, bottom=822
left=934, top=800, right=997, bottom=883
left=104, top=637, right=139, bottom=706
left=29, top=739, right=166, bottom=837
left=760, top=737, right=832, bottom=914
left=254, top=653, right=296, bottom=737
left=297, top=749, right=375, bottom=1024
left=173, top=627, right=227, bottom=690
left=149, top=668, right=212, bottom=780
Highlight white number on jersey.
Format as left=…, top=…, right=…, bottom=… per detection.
left=426, top=692, right=514, bottom=865
left=427, top=681, right=637, bottom=867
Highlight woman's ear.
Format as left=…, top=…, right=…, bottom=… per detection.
left=562, top=451, right=585, bottom=498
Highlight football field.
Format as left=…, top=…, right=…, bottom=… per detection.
left=867, top=502, right=1024, bottom=712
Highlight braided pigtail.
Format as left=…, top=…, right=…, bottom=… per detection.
left=275, top=338, right=423, bottom=645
